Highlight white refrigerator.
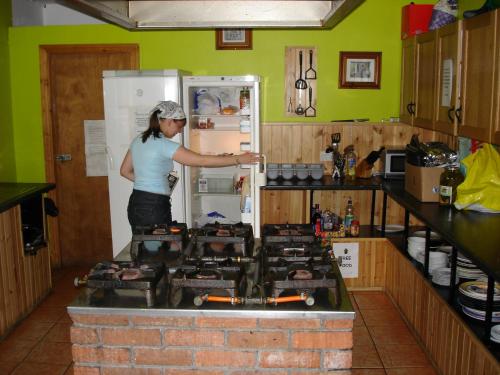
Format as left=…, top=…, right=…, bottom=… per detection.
left=182, top=75, right=265, bottom=238
left=102, top=70, right=188, bottom=256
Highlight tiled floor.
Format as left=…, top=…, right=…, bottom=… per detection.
left=0, top=268, right=438, bottom=375
left=350, top=291, right=438, bottom=375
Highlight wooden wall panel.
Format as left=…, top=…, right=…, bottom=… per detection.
left=261, top=122, right=456, bottom=225
left=335, top=238, right=387, bottom=290
left=0, top=206, right=52, bottom=338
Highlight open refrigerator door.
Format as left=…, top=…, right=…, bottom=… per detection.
left=182, top=75, right=263, bottom=237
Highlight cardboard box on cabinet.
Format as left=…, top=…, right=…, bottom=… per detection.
left=405, top=162, right=444, bottom=202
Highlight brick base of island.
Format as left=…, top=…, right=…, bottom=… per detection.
left=68, top=308, right=353, bottom=374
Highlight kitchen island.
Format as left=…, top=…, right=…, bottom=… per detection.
left=0, top=182, right=55, bottom=338
left=68, top=242, right=355, bottom=373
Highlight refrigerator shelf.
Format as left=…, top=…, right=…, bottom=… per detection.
left=191, top=114, right=250, bottom=118
left=193, top=192, right=241, bottom=197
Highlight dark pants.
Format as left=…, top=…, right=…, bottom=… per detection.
left=127, top=189, right=172, bottom=232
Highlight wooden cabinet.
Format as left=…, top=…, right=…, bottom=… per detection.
left=400, top=32, right=439, bottom=130
left=400, top=25, right=461, bottom=133
left=400, top=37, right=416, bottom=124
left=435, top=22, right=462, bottom=135
left=402, top=11, right=500, bottom=143
left=459, top=10, right=497, bottom=142
left=0, top=205, right=52, bottom=338
left=414, top=31, right=437, bottom=129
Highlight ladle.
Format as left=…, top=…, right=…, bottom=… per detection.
left=295, top=51, right=308, bottom=90
left=295, top=102, right=305, bottom=116
left=305, top=50, right=317, bottom=80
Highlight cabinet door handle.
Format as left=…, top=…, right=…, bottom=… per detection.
left=447, top=106, right=455, bottom=123
left=410, top=102, right=416, bottom=115
left=455, top=106, right=462, bottom=124
left=406, top=103, right=412, bottom=115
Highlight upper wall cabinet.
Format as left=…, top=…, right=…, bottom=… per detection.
left=413, top=31, right=437, bottom=130
left=400, top=24, right=461, bottom=134
left=399, top=30, right=440, bottom=130
left=460, top=11, right=497, bottom=142
left=435, top=22, right=461, bottom=136
left=400, top=38, right=416, bottom=125
left=401, top=10, right=500, bottom=143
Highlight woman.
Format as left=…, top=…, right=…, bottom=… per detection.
left=120, top=100, right=260, bottom=231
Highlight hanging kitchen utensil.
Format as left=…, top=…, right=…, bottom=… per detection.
left=295, top=51, right=308, bottom=90
left=305, top=50, right=317, bottom=80
left=295, top=102, right=305, bottom=116
left=305, top=86, right=316, bottom=117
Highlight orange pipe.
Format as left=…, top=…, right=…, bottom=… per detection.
left=267, top=295, right=307, bottom=304
left=204, top=295, right=243, bottom=304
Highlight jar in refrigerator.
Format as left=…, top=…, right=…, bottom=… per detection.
left=240, top=87, right=250, bottom=115
left=439, top=164, right=464, bottom=206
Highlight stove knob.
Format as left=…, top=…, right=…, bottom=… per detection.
left=305, top=295, right=315, bottom=306
left=194, top=295, right=204, bottom=306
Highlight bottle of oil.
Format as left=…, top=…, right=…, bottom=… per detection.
left=344, top=145, right=357, bottom=180
left=439, top=164, right=464, bottom=206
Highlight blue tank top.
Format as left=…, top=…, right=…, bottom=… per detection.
left=130, top=134, right=180, bottom=196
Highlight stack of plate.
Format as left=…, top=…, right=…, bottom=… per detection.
left=432, top=267, right=459, bottom=286
left=411, top=230, right=442, bottom=241
left=458, top=280, right=500, bottom=322
left=491, top=325, right=500, bottom=344
left=457, top=253, right=487, bottom=280
left=407, top=236, right=426, bottom=260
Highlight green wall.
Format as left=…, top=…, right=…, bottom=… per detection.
left=0, top=1, right=15, bottom=181
left=8, top=0, right=433, bottom=181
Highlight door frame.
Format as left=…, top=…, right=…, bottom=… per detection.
left=39, top=44, right=139, bottom=268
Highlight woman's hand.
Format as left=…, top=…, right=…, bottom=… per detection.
left=236, top=152, right=261, bottom=165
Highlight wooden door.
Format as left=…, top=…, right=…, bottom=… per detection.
left=413, top=31, right=436, bottom=130
left=400, top=37, right=416, bottom=125
left=459, top=11, right=496, bottom=142
left=434, top=22, right=461, bottom=136
left=40, top=45, right=139, bottom=267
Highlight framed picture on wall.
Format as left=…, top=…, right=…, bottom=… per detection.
left=216, top=29, right=253, bottom=50
left=339, top=51, right=381, bottom=89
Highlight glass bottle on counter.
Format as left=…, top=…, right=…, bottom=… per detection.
left=439, top=164, right=464, bottom=206
left=344, top=197, right=355, bottom=232
left=344, top=145, right=357, bottom=180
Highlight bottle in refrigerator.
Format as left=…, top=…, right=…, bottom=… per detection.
left=240, top=87, right=250, bottom=115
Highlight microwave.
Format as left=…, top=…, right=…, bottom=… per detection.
left=381, top=149, right=406, bottom=178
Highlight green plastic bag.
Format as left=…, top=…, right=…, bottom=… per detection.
left=454, top=144, right=500, bottom=213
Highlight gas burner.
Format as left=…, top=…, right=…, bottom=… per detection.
left=130, top=223, right=191, bottom=265
left=289, top=269, right=314, bottom=280
left=78, top=261, right=165, bottom=307
left=264, top=259, right=340, bottom=307
left=264, top=242, right=327, bottom=262
left=194, top=223, right=254, bottom=257
left=191, top=269, right=222, bottom=280
left=262, top=224, right=316, bottom=244
left=169, top=263, right=246, bottom=307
